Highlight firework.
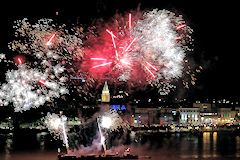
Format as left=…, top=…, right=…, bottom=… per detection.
left=9, top=18, right=84, bottom=61
left=0, top=64, right=68, bottom=112
left=84, top=9, right=197, bottom=95
left=99, top=110, right=129, bottom=132
left=97, top=117, right=107, bottom=155
left=0, top=18, right=85, bottom=111
left=0, top=9, right=199, bottom=111
left=101, top=116, right=113, bottom=129
left=44, top=112, right=69, bottom=152
left=95, top=109, right=130, bottom=155
left=131, top=9, right=193, bottom=80
left=0, top=53, right=6, bottom=62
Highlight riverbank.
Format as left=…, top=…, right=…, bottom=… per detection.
left=131, top=126, right=240, bottom=134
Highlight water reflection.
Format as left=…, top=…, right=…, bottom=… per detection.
left=1, top=130, right=240, bottom=159
left=0, top=130, right=58, bottom=160
left=133, top=131, right=240, bottom=159
left=236, top=135, right=240, bottom=157
left=202, top=132, right=212, bottom=158
left=213, top=132, right=217, bottom=158
left=36, top=132, right=48, bottom=151
left=4, top=133, right=13, bottom=160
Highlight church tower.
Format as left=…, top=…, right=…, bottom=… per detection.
left=101, top=81, right=110, bottom=102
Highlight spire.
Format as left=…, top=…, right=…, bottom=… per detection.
left=103, top=81, right=109, bottom=91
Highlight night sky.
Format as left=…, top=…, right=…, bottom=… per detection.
left=0, top=0, right=238, bottom=99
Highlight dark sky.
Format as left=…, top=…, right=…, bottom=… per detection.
left=0, top=0, right=238, bottom=99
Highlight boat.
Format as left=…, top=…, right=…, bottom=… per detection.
left=58, top=154, right=139, bottom=160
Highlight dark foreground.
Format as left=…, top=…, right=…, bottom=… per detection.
left=1, top=130, right=240, bottom=160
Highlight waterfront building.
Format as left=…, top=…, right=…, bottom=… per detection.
left=179, top=107, right=200, bottom=125
left=131, top=107, right=178, bottom=127
left=193, top=103, right=218, bottom=124
left=193, top=103, right=214, bottom=112
left=217, top=108, right=236, bottom=125
left=192, top=102, right=237, bottom=125
left=199, top=112, right=218, bottom=124
left=133, top=108, right=158, bottom=127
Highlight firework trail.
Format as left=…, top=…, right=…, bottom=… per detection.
left=96, top=109, right=129, bottom=154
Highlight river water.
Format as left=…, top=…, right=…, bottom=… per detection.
left=1, top=130, right=240, bottom=160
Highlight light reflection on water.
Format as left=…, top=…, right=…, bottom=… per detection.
left=4, top=133, right=13, bottom=160
left=0, top=151, right=57, bottom=160
left=1, top=131, right=240, bottom=160
left=36, top=132, right=48, bottom=151
left=131, top=131, right=240, bottom=160
left=202, top=132, right=211, bottom=158
left=236, top=136, right=240, bottom=157
left=0, top=131, right=58, bottom=160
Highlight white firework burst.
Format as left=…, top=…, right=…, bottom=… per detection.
left=0, top=64, right=68, bottom=112
left=131, top=9, right=194, bottom=94
left=44, top=112, right=69, bottom=147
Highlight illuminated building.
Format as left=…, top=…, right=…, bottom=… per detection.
left=235, top=107, right=240, bottom=116
left=235, top=107, right=240, bottom=122
left=217, top=108, right=235, bottom=125
left=193, top=103, right=213, bottom=112
left=199, top=112, right=218, bottom=124
left=180, top=107, right=200, bottom=125
left=133, top=108, right=159, bottom=127
left=131, top=107, right=178, bottom=127
left=101, top=81, right=110, bottom=103
left=193, top=102, right=236, bottom=125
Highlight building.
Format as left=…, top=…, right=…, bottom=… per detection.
left=217, top=108, right=236, bottom=125
left=132, top=108, right=158, bottom=127
left=159, top=108, right=179, bottom=125
left=199, top=112, right=218, bottom=125
left=192, top=102, right=237, bottom=125
left=131, top=107, right=178, bottom=127
left=179, top=107, right=200, bottom=125
left=193, top=103, right=218, bottom=125
left=235, top=107, right=240, bottom=116
left=193, top=103, right=214, bottom=112
left=101, top=81, right=110, bottom=103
